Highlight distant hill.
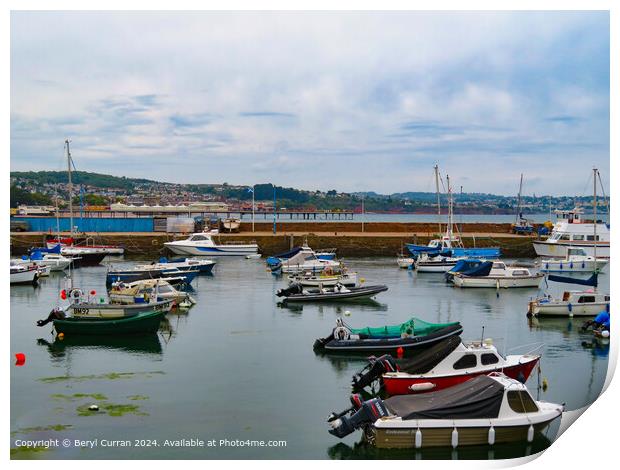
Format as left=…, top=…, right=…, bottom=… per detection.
left=10, top=171, right=160, bottom=191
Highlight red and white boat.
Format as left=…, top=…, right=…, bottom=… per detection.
left=351, top=336, right=540, bottom=396
left=46, top=235, right=124, bottom=255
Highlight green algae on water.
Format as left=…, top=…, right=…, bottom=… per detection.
left=10, top=446, right=50, bottom=459
left=77, top=402, right=149, bottom=417
left=127, top=394, right=149, bottom=401
left=52, top=393, right=108, bottom=401
left=39, top=370, right=165, bottom=383
left=11, top=424, right=72, bottom=436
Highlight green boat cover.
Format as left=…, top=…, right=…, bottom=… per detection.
left=350, top=317, right=459, bottom=338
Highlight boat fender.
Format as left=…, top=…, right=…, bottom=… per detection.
left=601, top=330, right=610, bottom=338
left=569, top=262, right=574, bottom=269
left=451, top=427, right=458, bottom=448
left=581, top=262, right=585, bottom=269
left=559, top=263, right=563, bottom=270
left=415, top=429, right=422, bottom=449
left=488, top=426, right=495, bottom=445
left=333, top=326, right=350, bottom=341
left=527, top=424, right=534, bottom=443
left=567, top=303, right=572, bottom=313
left=409, top=382, right=436, bottom=393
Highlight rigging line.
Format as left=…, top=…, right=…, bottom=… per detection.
left=596, top=171, right=609, bottom=216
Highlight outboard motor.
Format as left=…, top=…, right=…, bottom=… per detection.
left=37, top=308, right=66, bottom=327
left=327, top=397, right=390, bottom=438
left=351, top=355, right=399, bottom=392
left=276, top=283, right=303, bottom=297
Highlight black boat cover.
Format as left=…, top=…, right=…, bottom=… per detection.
left=384, top=375, right=504, bottom=420
left=396, top=336, right=462, bottom=374
left=449, top=259, right=484, bottom=274
left=548, top=272, right=598, bottom=287
left=273, top=247, right=303, bottom=259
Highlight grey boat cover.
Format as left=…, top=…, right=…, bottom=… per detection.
left=384, top=375, right=504, bottom=420
left=396, top=336, right=462, bottom=374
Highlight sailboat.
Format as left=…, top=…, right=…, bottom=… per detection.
left=45, top=140, right=124, bottom=262
left=528, top=168, right=610, bottom=317
left=511, top=174, right=534, bottom=235
left=406, top=167, right=500, bottom=259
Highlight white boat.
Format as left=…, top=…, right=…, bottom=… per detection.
left=13, top=253, right=73, bottom=272
left=397, top=253, right=415, bottom=269
left=528, top=290, right=610, bottom=317
left=538, top=247, right=608, bottom=273
left=415, top=253, right=461, bottom=273
left=533, top=169, right=609, bottom=258
left=164, top=231, right=258, bottom=256
left=135, top=257, right=216, bottom=274
left=452, top=261, right=544, bottom=288
left=10, top=264, right=39, bottom=285
left=287, top=271, right=358, bottom=287
left=109, top=279, right=196, bottom=307
left=272, top=250, right=341, bottom=274
left=328, top=373, right=564, bottom=449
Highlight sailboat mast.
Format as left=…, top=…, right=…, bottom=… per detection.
left=434, top=165, right=442, bottom=235
left=593, top=167, right=597, bottom=260
left=65, top=139, right=74, bottom=234
left=516, top=173, right=523, bottom=225
left=446, top=174, right=453, bottom=244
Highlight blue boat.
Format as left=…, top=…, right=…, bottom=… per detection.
left=106, top=267, right=199, bottom=286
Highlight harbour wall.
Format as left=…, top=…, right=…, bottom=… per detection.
left=10, top=223, right=537, bottom=258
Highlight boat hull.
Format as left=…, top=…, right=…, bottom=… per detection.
left=68, top=299, right=173, bottom=318
left=165, top=243, right=258, bottom=256
left=282, top=285, right=388, bottom=303
left=539, top=259, right=607, bottom=273
left=531, top=301, right=609, bottom=317
left=533, top=240, right=610, bottom=259
left=10, top=268, right=39, bottom=285
left=53, top=310, right=166, bottom=335
left=372, top=421, right=554, bottom=449
left=416, top=262, right=458, bottom=273
left=453, top=274, right=544, bottom=288
left=383, top=359, right=539, bottom=396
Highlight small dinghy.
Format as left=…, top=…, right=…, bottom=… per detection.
left=108, top=279, right=196, bottom=307
left=10, top=264, right=39, bottom=285
left=277, top=283, right=387, bottom=303
left=327, top=373, right=563, bottom=448
left=287, top=270, right=358, bottom=287
left=314, top=317, right=463, bottom=354
left=350, top=336, right=540, bottom=394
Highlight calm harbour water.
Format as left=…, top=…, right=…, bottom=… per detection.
left=10, top=256, right=609, bottom=460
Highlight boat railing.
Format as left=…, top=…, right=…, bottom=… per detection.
left=506, top=341, right=545, bottom=357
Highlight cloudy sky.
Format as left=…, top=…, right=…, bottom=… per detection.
left=10, top=11, right=609, bottom=196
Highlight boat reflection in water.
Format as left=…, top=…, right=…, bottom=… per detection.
left=277, top=299, right=389, bottom=312
left=37, top=333, right=163, bottom=358
left=327, top=431, right=554, bottom=460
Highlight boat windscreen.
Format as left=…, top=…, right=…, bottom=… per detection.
left=384, top=375, right=505, bottom=420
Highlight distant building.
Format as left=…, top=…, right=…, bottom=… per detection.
left=110, top=201, right=229, bottom=213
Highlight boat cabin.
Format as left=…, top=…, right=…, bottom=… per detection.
left=561, top=291, right=610, bottom=304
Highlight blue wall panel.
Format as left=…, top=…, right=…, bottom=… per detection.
left=12, top=217, right=154, bottom=232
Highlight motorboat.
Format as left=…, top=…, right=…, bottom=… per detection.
left=528, top=271, right=609, bottom=317
left=10, top=264, right=39, bottom=285
left=108, top=279, right=196, bottom=307
left=105, top=265, right=199, bottom=286
left=397, top=253, right=415, bottom=269
left=533, top=208, right=610, bottom=259
left=15, top=249, right=73, bottom=271
left=415, top=253, right=461, bottom=273
left=46, top=235, right=125, bottom=255
left=451, top=261, right=544, bottom=288
left=533, top=169, right=609, bottom=258
left=528, top=290, right=609, bottom=317
left=351, top=336, right=540, bottom=395
left=135, top=257, right=216, bottom=274
left=277, top=283, right=387, bottom=303
left=266, top=244, right=336, bottom=266
left=287, top=270, right=358, bottom=287
left=164, top=231, right=259, bottom=256
left=271, top=250, right=341, bottom=275
left=327, top=373, right=564, bottom=448
left=313, top=317, right=462, bottom=354
left=37, top=309, right=166, bottom=336
left=538, top=247, right=608, bottom=273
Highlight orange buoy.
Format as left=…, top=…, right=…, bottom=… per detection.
left=397, top=347, right=404, bottom=358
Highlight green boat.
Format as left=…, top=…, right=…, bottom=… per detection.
left=50, top=310, right=166, bottom=336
